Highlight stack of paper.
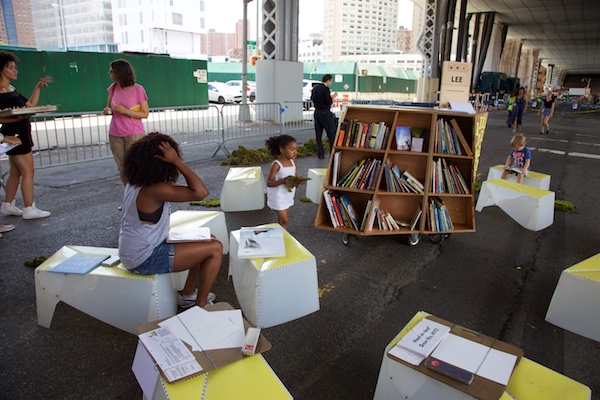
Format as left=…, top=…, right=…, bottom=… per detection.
left=388, top=318, right=451, bottom=366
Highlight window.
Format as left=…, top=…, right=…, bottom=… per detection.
left=140, top=30, right=144, bottom=42
left=172, top=12, right=183, bottom=25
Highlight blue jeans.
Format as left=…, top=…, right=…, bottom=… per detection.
left=130, top=242, right=175, bottom=275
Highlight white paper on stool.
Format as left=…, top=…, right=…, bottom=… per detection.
left=388, top=318, right=451, bottom=366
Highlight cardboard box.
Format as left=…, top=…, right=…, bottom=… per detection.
left=387, top=315, right=523, bottom=400
left=136, top=302, right=271, bottom=380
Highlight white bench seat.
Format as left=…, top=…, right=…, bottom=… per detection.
left=487, top=164, right=551, bottom=190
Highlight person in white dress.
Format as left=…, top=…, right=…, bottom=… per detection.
left=265, top=134, right=304, bottom=230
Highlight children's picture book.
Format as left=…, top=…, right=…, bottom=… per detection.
left=0, top=105, right=58, bottom=117
left=395, top=126, right=411, bottom=150
left=504, top=166, right=524, bottom=174
left=0, top=142, right=19, bottom=155
left=238, top=226, right=286, bottom=259
left=167, top=227, right=211, bottom=243
left=49, top=253, right=110, bottom=274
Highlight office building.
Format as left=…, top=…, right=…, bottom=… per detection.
left=0, top=0, right=36, bottom=48
left=112, top=0, right=204, bottom=58
left=322, top=0, right=399, bottom=62
left=31, top=0, right=115, bottom=52
left=396, top=25, right=411, bottom=53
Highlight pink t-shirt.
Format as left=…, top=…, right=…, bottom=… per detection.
left=107, top=83, right=148, bottom=137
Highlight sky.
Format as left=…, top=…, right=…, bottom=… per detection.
left=205, top=0, right=415, bottom=39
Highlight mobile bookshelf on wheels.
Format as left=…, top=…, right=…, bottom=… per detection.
left=313, top=105, right=487, bottom=246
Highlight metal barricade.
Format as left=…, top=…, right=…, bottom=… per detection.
left=28, top=105, right=223, bottom=169
left=219, top=102, right=283, bottom=151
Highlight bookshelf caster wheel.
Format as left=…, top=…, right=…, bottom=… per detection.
left=408, top=234, right=420, bottom=246
left=429, top=234, right=444, bottom=244
left=342, top=233, right=349, bottom=245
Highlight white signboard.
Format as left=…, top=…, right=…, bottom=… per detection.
left=439, top=61, right=472, bottom=108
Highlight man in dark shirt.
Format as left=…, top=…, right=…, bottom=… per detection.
left=311, top=74, right=338, bottom=159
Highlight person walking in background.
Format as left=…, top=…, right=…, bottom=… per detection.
left=265, top=134, right=304, bottom=230
left=539, top=92, right=556, bottom=135
left=0, top=51, right=52, bottom=220
left=0, top=132, right=22, bottom=236
left=118, top=133, right=222, bottom=308
left=506, top=87, right=527, bottom=132
left=103, top=59, right=149, bottom=186
left=311, top=74, right=338, bottom=159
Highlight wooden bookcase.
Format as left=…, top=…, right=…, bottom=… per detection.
left=314, top=105, right=487, bottom=240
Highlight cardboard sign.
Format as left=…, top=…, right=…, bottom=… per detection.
left=439, top=62, right=473, bottom=108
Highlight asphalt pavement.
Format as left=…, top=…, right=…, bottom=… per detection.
left=1, top=107, right=599, bottom=399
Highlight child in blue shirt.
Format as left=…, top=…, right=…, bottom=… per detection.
left=501, top=134, right=531, bottom=184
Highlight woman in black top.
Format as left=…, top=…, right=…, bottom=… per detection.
left=539, top=92, right=556, bottom=135
left=0, top=51, right=53, bottom=220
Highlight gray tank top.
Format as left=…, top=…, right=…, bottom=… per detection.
left=119, top=184, right=171, bottom=269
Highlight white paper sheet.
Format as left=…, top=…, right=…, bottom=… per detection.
left=449, top=101, right=476, bottom=114
left=430, top=333, right=489, bottom=373
left=159, top=307, right=244, bottom=351
left=476, top=348, right=518, bottom=385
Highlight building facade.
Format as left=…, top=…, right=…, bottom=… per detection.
left=322, top=0, right=399, bottom=62
left=396, top=25, right=411, bottom=53
left=1, top=0, right=36, bottom=47
left=112, top=0, right=204, bottom=58
left=31, top=0, right=115, bottom=52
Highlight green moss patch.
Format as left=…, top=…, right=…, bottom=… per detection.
left=555, top=200, right=576, bottom=211
left=190, top=197, right=221, bottom=207
left=24, top=256, right=47, bottom=268
left=220, top=139, right=329, bottom=166
left=300, top=196, right=311, bottom=202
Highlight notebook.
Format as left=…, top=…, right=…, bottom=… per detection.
left=49, top=253, right=110, bottom=274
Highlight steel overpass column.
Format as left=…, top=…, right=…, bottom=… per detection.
left=261, top=0, right=299, bottom=61
left=415, top=0, right=442, bottom=102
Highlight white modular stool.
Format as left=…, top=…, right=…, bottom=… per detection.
left=35, top=245, right=178, bottom=335
left=487, top=165, right=551, bottom=190
left=220, top=166, right=266, bottom=212
left=545, top=253, right=600, bottom=342
left=374, top=312, right=592, bottom=400
left=168, top=210, right=229, bottom=291
left=306, top=168, right=328, bottom=204
left=134, top=346, right=292, bottom=400
left=475, top=179, right=555, bottom=231
left=229, top=226, right=320, bottom=328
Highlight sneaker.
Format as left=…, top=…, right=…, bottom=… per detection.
left=177, top=291, right=216, bottom=308
left=1, top=200, right=23, bottom=216
left=22, top=203, right=51, bottom=220
left=0, top=224, right=15, bottom=233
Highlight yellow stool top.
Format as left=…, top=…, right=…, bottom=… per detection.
left=226, top=166, right=262, bottom=181
left=491, top=165, right=550, bottom=179
left=564, top=253, right=600, bottom=281
left=36, top=245, right=155, bottom=280
left=244, top=224, right=314, bottom=271
left=486, top=179, right=553, bottom=199
left=169, top=210, right=222, bottom=228
left=309, top=168, right=328, bottom=176
left=163, top=354, right=291, bottom=399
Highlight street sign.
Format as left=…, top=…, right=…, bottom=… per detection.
left=247, top=40, right=256, bottom=50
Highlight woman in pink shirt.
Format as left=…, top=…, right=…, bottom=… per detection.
left=103, top=59, right=149, bottom=185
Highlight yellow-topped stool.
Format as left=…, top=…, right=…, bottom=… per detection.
left=229, top=225, right=320, bottom=328
left=487, top=165, right=551, bottom=190
left=220, top=166, right=266, bottom=212
left=475, top=179, right=555, bottom=231
left=546, top=253, right=600, bottom=342
left=35, top=245, right=178, bottom=335
left=374, top=311, right=591, bottom=400
left=306, top=168, right=328, bottom=204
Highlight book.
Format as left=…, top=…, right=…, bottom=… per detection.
left=138, top=325, right=203, bottom=383
left=337, top=122, right=347, bottom=147
left=410, top=207, right=422, bottom=231
left=504, top=166, right=524, bottom=174
left=167, top=226, right=211, bottom=243
left=323, top=190, right=339, bottom=228
left=332, top=151, right=341, bottom=186
left=388, top=317, right=451, bottom=366
left=0, top=104, right=57, bottom=117
left=411, top=137, right=424, bottom=152
left=395, top=126, right=411, bottom=150
left=340, top=193, right=360, bottom=230
left=0, top=142, right=19, bottom=156
left=49, top=253, right=110, bottom=274
left=238, top=226, right=285, bottom=258
left=365, top=198, right=380, bottom=231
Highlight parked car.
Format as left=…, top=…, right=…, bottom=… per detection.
left=302, top=79, right=320, bottom=109
left=225, top=80, right=255, bottom=102
left=208, top=82, right=242, bottom=104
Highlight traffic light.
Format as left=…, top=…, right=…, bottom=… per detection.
left=250, top=55, right=261, bottom=67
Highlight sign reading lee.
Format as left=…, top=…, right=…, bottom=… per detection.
left=439, top=61, right=473, bottom=108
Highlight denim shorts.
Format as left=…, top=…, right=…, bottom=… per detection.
left=541, top=108, right=551, bottom=116
left=130, top=242, right=175, bottom=275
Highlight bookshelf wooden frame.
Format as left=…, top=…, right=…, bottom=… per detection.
left=314, top=105, right=487, bottom=239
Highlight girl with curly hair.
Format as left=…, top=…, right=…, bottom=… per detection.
left=119, top=133, right=222, bottom=308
